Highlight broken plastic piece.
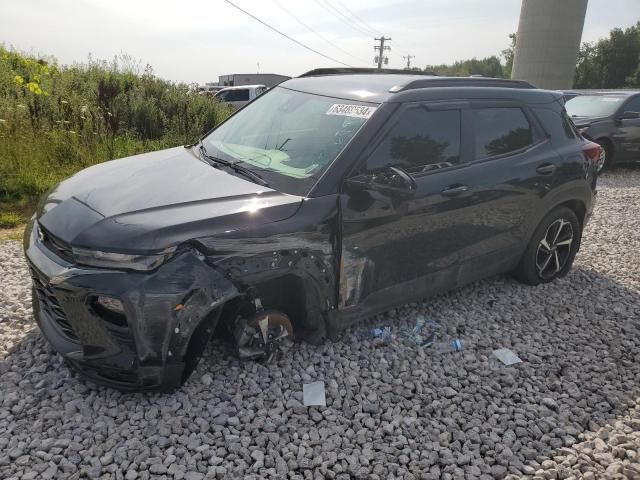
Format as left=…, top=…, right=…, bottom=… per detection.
left=372, top=326, right=392, bottom=346
left=401, top=314, right=440, bottom=347
left=303, top=381, right=326, bottom=407
left=493, top=348, right=522, bottom=365
left=432, top=339, right=463, bottom=353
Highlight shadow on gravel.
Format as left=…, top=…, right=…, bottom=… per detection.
left=1, top=264, right=639, bottom=479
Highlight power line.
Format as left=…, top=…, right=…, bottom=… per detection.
left=314, top=0, right=373, bottom=38
left=223, top=0, right=355, bottom=67
left=333, top=0, right=379, bottom=36
left=271, top=0, right=368, bottom=64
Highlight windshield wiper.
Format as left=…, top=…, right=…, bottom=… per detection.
left=227, top=163, right=270, bottom=187
left=198, top=143, right=230, bottom=167
left=197, top=143, right=269, bottom=187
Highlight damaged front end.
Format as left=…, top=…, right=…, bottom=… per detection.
left=24, top=192, right=341, bottom=391
left=26, top=223, right=239, bottom=391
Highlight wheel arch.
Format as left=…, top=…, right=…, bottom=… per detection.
left=250, top=272, right=329, bottom=344
left=559, top=199, right=587, bottom=230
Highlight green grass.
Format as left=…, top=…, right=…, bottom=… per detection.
left=0, top=211, right=22, bottom=228
left=0, top=47, right=232, bottom=224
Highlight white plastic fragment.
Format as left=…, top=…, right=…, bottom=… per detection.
left=493, top=348, right=522, bottom=366
left=303, top=381, right=326, bottom=407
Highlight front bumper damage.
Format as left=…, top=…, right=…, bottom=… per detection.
left=25, top=225, right=238, bottom=391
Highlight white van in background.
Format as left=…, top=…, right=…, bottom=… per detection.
left=214, top=85, right=268, bottom=108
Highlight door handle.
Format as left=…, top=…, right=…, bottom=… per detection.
left=441, top=184, right=469, bottom=197
left=536, top=163, right=557, bottom=175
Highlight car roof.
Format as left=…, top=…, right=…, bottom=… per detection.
left=281, top=70, right=558, bottom=104
left=564, top=89, right=640, bottom=96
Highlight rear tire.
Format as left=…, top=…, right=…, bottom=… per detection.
left=513, top=206, right=581, bottom=285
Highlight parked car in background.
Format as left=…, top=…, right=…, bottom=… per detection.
left=214, top=84, right=267, bottom=108
left=565, top=90, right=640, bottom=170
left=560, top=90, right=582, bottom=102
left=197, top=85, right=224, bottom=96
left=25, top=68, right=600, bottom=391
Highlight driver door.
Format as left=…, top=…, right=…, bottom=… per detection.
left=338, top=101, right=475, bottom=310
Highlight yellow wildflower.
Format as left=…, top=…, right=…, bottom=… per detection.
left=14, top=75, right=24, bottom=85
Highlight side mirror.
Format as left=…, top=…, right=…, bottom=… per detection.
left=618, top=111, right=640, bottom=120
left=386, top=166, right=416, bottom=191
left=345, top=165, right=416, bottom=193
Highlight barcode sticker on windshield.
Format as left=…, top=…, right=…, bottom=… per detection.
left=602, top=97, right=622, bottom=102
left=326, top=104, right=377, bottom=118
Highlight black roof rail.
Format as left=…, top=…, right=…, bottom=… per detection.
left=394, top=77, right=535, bottom=92
left=299, top=67, right=439, bottom=77
left=297, top=69, right=535, bottom=90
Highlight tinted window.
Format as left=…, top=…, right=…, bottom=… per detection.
left=218, top=89, right=250, bottom=102
left=623, top=96, right=640, bottom=113
left=533, top=107, right=576, bottom=145
left=561, top=109, right=578, bottom=138
left=367, top=108, right=461, bottom=173
left=474, top=108, right=532, bottom=158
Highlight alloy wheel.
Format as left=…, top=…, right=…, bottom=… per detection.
left=597, top=146, right=606, bottom=172
left=535, top=218, right=574, bottom=280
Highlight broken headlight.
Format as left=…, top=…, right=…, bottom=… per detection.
left=71, top=246, right=177, bottom=271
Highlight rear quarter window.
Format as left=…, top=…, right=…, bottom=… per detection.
left=532, top=106, right=577, bottom=145
left=473, top=107, right=533, bottom=158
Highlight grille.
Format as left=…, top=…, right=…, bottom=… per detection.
left=30, top=267, right=79, bottom=342
left=38, top=223, right=74, bottom=262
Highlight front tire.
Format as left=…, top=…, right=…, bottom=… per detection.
left=513, top=206, right=581, bottom=285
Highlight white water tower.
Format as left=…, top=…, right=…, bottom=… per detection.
left=511, top=0, right=588, bottom=89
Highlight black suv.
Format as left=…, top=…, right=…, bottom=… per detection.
left=565, top=90, right=640, bottom=170
left=25, top=68, right=600, bottom=391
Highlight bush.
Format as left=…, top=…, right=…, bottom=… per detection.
left=0, top=47, right=232, bottom=222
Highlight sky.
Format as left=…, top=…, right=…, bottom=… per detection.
left=1, top=0, right=639, bottom=85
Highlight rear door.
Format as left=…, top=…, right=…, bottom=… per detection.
left=452, top=100, right=560, bottom=282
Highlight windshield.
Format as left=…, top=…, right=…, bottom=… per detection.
left=202, top=86, right=377, bottom=195
left=565, top=95, right=624, bottom=117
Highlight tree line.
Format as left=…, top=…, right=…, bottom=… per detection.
left=423, top=22, right=640, bottom=89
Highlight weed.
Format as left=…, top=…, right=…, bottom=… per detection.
left=0, top=211, right=23, bottom=228
left=0, top=47, right=232, bottom=223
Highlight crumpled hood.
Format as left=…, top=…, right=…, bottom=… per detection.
left=37, top=146, right=303, bottom=251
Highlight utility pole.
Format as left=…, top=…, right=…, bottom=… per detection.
left=373, top=36, right=391, bottom=69
left=403, top=54, right=415, bottom=70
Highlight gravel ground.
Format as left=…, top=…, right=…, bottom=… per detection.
left=1, top=169, right=639, bottom=480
